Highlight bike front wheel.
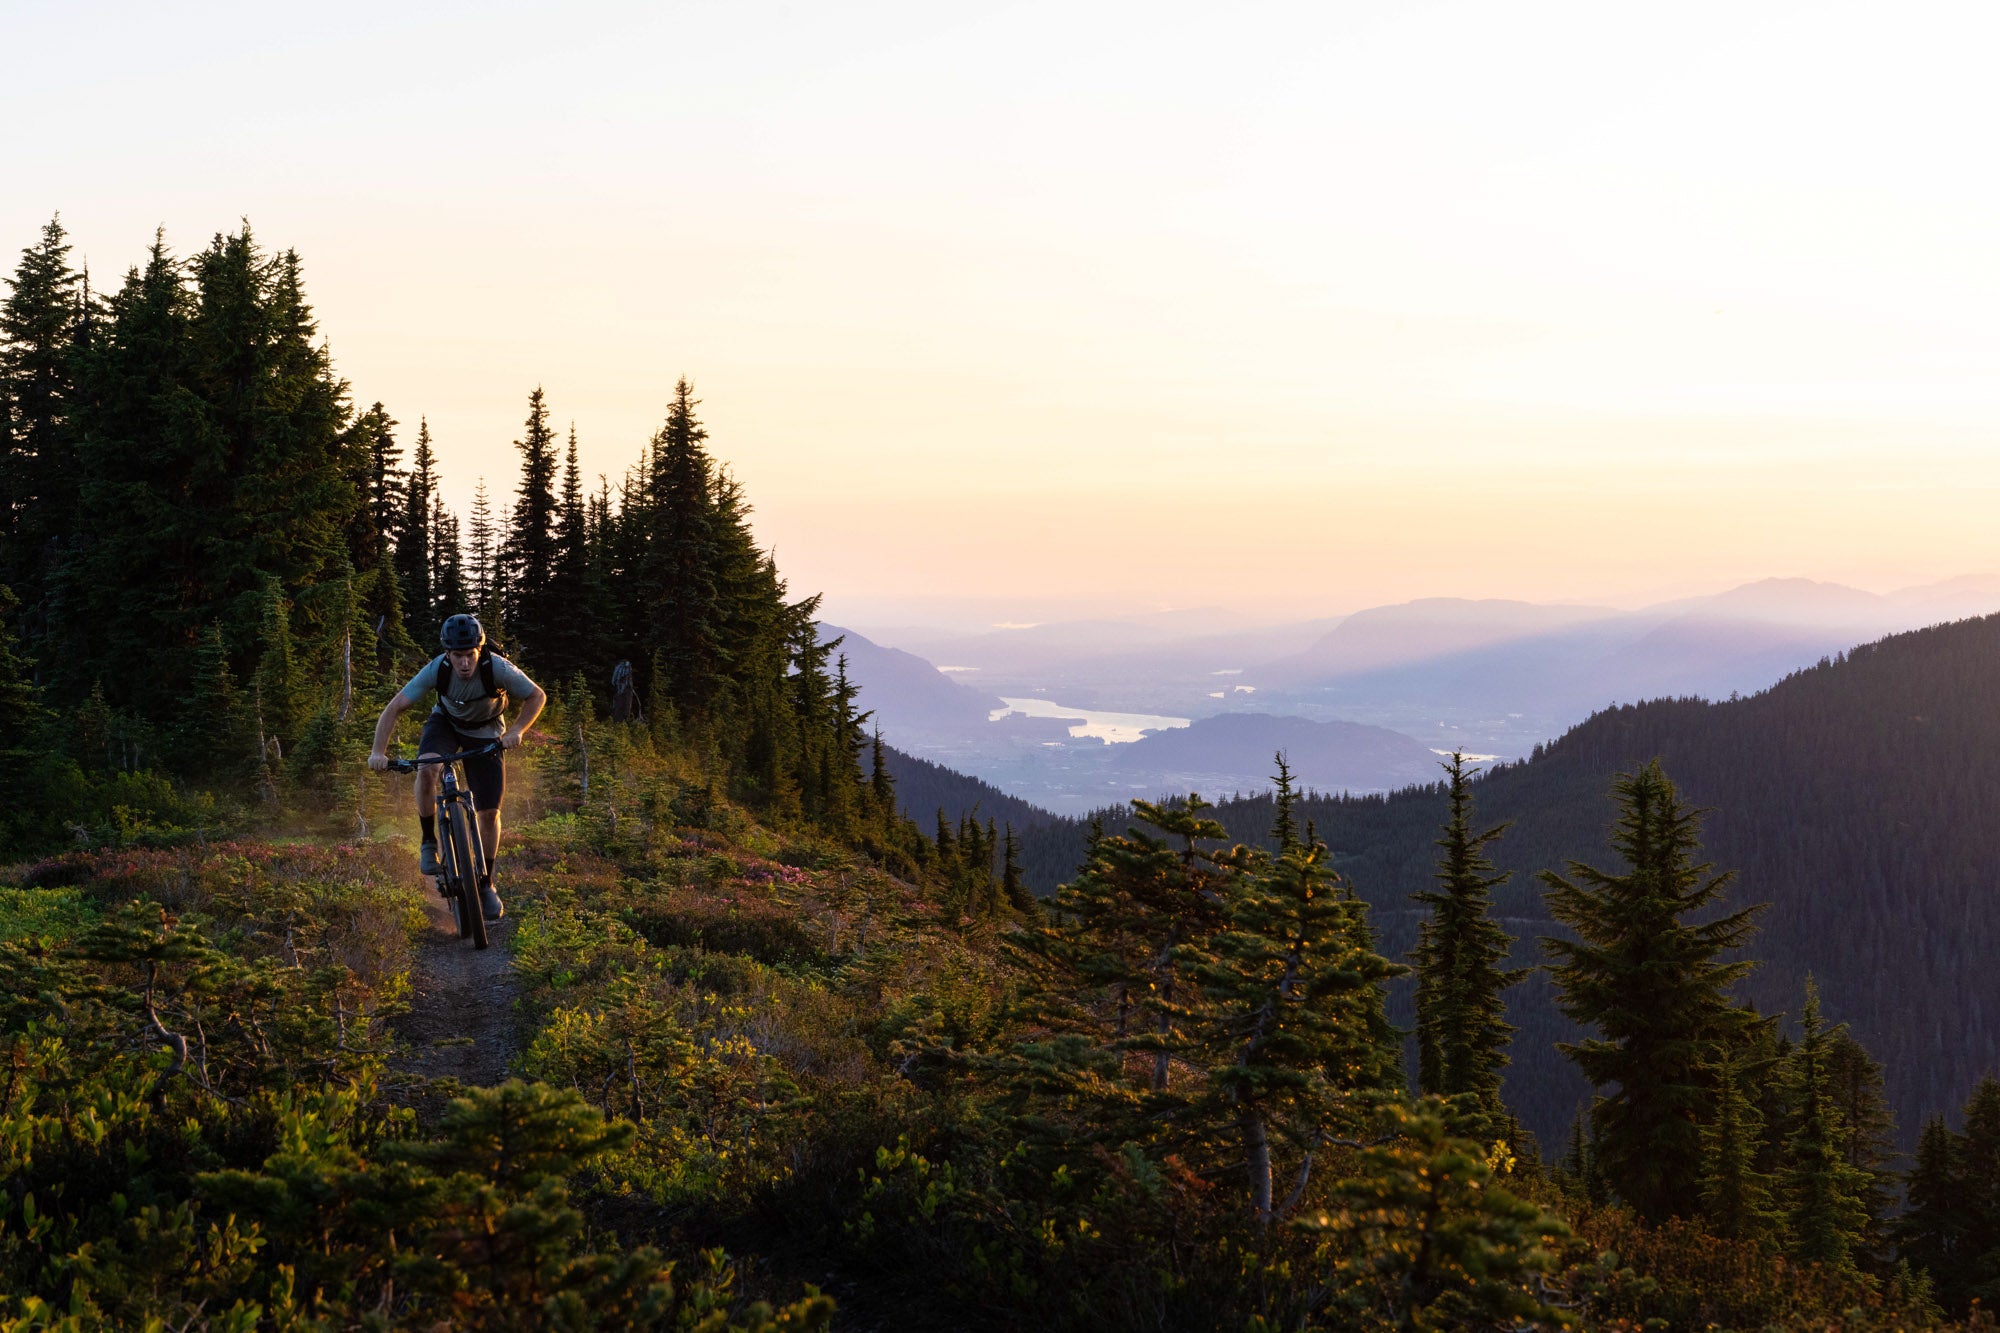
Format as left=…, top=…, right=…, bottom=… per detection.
left=444, top=801, right=489, bottom=950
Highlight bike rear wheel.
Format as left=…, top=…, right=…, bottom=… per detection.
left=445, top=800, right=490, bottom=950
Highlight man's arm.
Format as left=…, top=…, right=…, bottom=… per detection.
left=367, top=693, right=412, bottom=769
left=502, top=685, right=547, bottom=749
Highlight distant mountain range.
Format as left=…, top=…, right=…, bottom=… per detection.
left=830, top=577, right=2000, bottom=812
left=1011, top=611, right=2000, bottom=1152
left=1259, top=577, right=2000, bottom=716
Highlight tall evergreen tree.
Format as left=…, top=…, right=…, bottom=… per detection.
left=432, top=495, right=467, bottom=626
left=540, top=423, right=594, bottom=681
left=179, top=623, right=252, bottom=781
left=466, top=477, right=496, bottom=613
left=397, top=418, right=438, bottom=634
left=1193, top=842, right=1403, bottom=1223
left=1001, top=823, right=1034, bottom=913
left=1269, top=751, right=1299, bottom=854
left=1411, top=751, right=1524, bottom=1123
left=1824, top=1026, right=1899, bottom=1261
left=1898, top=1116, right=1962, bottom=1294
left=253, top=575, right=301, bottom=749
left=346, top=401, right=402, bottom=573
left=1780, top=978, right=1873, bottom=1273
left=869, top=728, right=894, bottom=820
left=1037, top=798, right=1233, bottom=1093
left=192, top=234, right=355, bottom=655
left=1954, top=1077, right=2000, bottom=1307
left=0, top=215, right=83, bottom=634
left=505, top=387, right=560, bottom=664
left=1698, top=1044, right=1779, bottom=1241
left=640, top=378, right=722, bottom=716
left=59, top=232, right=204, bottom=704
left=1539, top=760, right=1765, bottom=1222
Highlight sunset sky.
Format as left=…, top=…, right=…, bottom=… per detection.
left=10, top=0, right=2000, bottom=624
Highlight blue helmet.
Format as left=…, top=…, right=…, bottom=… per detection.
left=440, top=613, right=485, bottom=652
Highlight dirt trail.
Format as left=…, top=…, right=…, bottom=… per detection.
left=393, top=887, right=521, bottom=1088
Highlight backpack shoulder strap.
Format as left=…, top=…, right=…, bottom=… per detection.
left=480, top=652, right=499, bottom=698
left=434, top=655, right=452, bottom=699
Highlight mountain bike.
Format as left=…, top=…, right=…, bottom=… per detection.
left=385, top=742, right=502, bottom=950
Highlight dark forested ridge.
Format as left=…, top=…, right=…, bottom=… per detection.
left=1023, top=614, right=2000, bottom=1150
left=877, top=739, right=1057, bottom=834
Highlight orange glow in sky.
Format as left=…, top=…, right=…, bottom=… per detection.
left=9, top=1, right=2000, bottom=619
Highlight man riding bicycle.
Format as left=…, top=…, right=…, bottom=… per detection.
left=367, top=613, right=546, bottom=920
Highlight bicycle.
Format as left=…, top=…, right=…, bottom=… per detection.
left=384, top=742, right=503, bottom=950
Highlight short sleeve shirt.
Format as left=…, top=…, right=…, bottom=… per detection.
left=397, top=653, right=539, bottom=740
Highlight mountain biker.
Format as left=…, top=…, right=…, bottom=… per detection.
left=366, top=613, right=546, bottom=920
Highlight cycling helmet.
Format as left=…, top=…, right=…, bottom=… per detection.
left=440, top=613, right=485, bottom=652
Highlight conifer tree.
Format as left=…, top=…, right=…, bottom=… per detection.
left=193, top=234, right=355, bottom=650
left=1192, top=842, right=1404, bottom=1222
left=253, top=575, right=301, bottom=748
left=1038, top=798, right=1233, bottom=1092
left=59, top=234, right=193, bottom=697
left=466, top=477, right=496, bottom=612
left=346, top=401, right=401, bottom=573
left=1304, top=1102, right=1571, bottom=1328
left=1269, top=751, right=1299, bottom=853
left=1002, top=823, right=1034, bottom=913
left=396, top=417, right=438, bottom=632
left=869, top=728, right=894, bottom=820
left=506, top=387, right=561, bottom=663
left=640, top=378, right=723, bottom=716
left=0, top=215, right=83, bottom=629
left=1411, top=751, right=1523, bottom=1123
left=526, top=423, right=594, bottom=682
left=1781, top=978, right=1872, bottom=1273
left=1540, top=760, right=1765, bottom=1222
left=180, top=623, right=252, bottom=781
left=1954, top=1077, right=2000, bottom=1306
left=1824, top=1027, right=1899, bottom=1256
left=431, top=494, right=466, bottom=625
left=1898, top=1116, right=1962, bottom=1292
left=1698, top=1044, right=1780, bottom=1241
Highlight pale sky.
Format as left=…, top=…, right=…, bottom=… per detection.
left=9, top=0, right=2000, bottom=622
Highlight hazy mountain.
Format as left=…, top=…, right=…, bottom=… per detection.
left=1106, top=712, right=1444, bottom=796
left=820, top=623, right=1004, bottom=741
left=1258, top=598, right=1622, bottom=688
left=1259, top=577, right=2000, bottom=722
left=1887, top=573, right=2000, bottom=620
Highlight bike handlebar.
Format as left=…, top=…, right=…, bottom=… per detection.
left=381, top=740, right=505, bottom=773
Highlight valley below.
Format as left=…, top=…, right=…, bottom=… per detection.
left=830, top=574, right=2000, bottom=816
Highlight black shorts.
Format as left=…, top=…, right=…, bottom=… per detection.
left=417, top=712, right=506, bottom=810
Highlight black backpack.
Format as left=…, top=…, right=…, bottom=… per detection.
left=434, top=648, right=505, bottom=719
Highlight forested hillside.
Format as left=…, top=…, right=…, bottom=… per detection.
left=4, top=216, right=1996, bottom=1328
left=1020, top=616, right=2000, bottom=1153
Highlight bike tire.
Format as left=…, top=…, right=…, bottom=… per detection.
left=441, top=804, right=473, bottom=940
left=462, top=812, right=492, bottom=951
left=446, top=802, right=490, bottom=950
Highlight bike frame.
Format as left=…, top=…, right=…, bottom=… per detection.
left=386, top=742, right=502, bottom=950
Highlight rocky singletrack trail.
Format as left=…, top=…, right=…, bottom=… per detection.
left=393, top=886, right=520, bottom=1088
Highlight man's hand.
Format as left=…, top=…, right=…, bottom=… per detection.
left=500, top=730, right=523, bottom=751
left=368, top=750, right=390, bottom=771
